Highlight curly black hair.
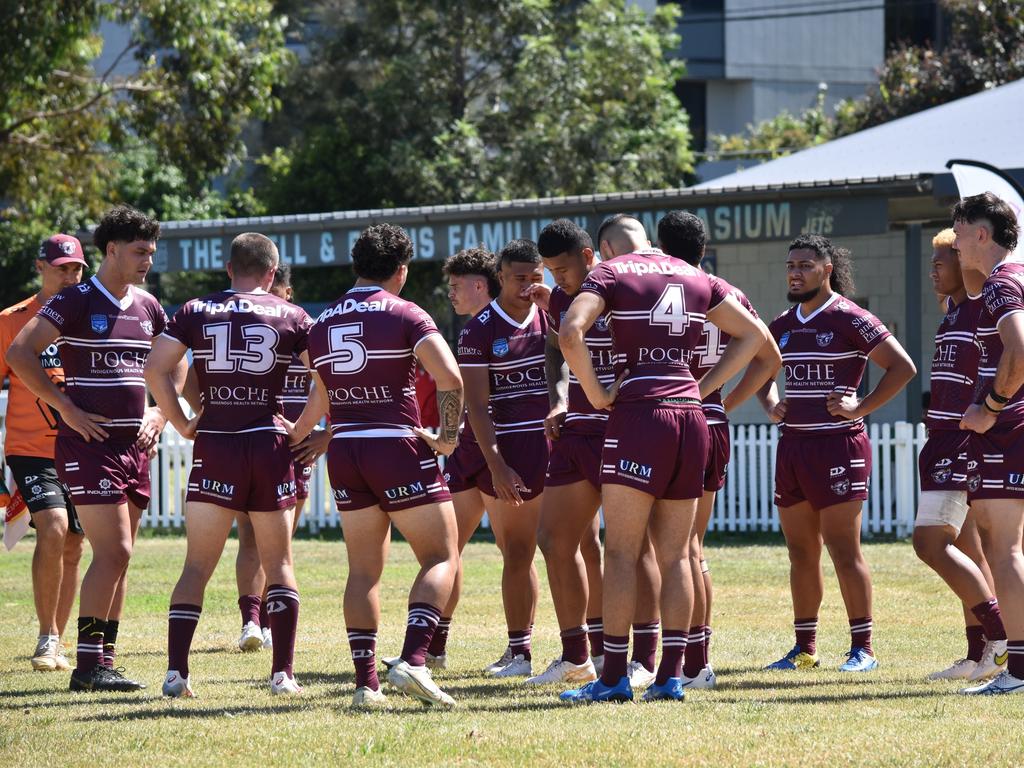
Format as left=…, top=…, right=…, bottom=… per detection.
left=952, top=192, right=1020, bottom=252
left=272, top=260, right=292, bottom=289
left=351, top=223, right=414, bottom=281
left=788, top=233, right=855, bottom=297
left=93, top=205, right=160, bottom=257
left=657, top=210, right=706, bottom=266
left=443, top=247, right=500, bottom=298
left=537, top=219, right=593, bottom=259
left=498, top=238, right=541, bottom=266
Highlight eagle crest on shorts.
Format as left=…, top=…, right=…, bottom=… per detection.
left=931, top=469, right=952, bottom=484
left=830, top=479, right=850, bottom=495
left=968, top=475, right=981, bottom=492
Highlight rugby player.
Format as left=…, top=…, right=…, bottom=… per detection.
left=421, top=247, right=500, bottom=667
left=560, top=215, right=766, bottom=702
left=233, top=263, right=329, bottom=652
left=0, top=235, right=86, bottom=671
left=9, top=205, right=180, bottom=692
left=291, top=223, right=462, bottom=708
left=146, top=233, right=312, bottom=697
left=954, top=192, right=1024, bottom=695
left=759, top=234, right=916, bottom=673
left=526, top=218, right=661, bottom=686
left=656, top=211, right=781, bottom=688
left=457, top=240, right=551, bottom=677
left=913, top=228, right=1007, bottom=681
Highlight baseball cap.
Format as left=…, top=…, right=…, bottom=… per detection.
left=39, top=234, right=88, bottom=267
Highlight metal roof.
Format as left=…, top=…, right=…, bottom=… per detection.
left=159, top=174, right=928, bottom=234
left=694, top=78, right=1024, bottom=191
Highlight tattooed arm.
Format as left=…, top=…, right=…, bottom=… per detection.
left=414, top=335, right=464, bottom=456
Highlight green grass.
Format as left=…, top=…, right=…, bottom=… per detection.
left=1, top=535, right=1022, bottom=767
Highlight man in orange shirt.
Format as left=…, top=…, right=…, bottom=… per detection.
left=0, top=235, right=87, bottom=671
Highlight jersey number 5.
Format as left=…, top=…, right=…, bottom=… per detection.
left=203, top=322, right=280, bottom=374
left=650, top=284, right=690, bottom=335
left=327, top=322, right=367, bottom=374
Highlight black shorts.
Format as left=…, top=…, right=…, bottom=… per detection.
left=6, top=455, right=83, bottom=535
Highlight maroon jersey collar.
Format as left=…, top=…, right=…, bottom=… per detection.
left=90, top=275, right=134, bottom=311
left=794, top=292, right=839, bottom=324
left=490, top=299, right=536, bottom=330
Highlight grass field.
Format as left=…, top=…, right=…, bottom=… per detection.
left=1, top=533, right=1022, bottom=767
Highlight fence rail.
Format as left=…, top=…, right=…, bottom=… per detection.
left=148, top=422, right=929, bottom=537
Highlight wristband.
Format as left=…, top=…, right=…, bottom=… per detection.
left=983, top=396, right=1003, bottom=414
left=989, top=389, right=1010, bottom=405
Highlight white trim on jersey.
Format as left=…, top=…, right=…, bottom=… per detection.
left=783, top=419, right=864, bottom=431
left=794, top=292, right=839, bottom=324
left=489, top=299, right=536, bottom=330
left=90, top=275, right=134, bottom=311
left=934, top=331, right=977, bottom=343
left=781, top=351, right=865, bottom=360
left=489, top=354, right=546, bottom=371
left=65, top=377, right=146, bottom=388
left=996, top=309, right=1024, bottom=329
left=490, top=388, right=547, bottom=401
left=196, top=426, right=288, bottom=435
left=412, top=330, right=442, bottom=353
left=57, top=336, right=151, bottom=349
left=331, top=428, right=417, bottom=439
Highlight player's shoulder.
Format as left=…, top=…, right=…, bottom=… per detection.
left=770, top=305, right=796, bottom=328
left=985, top=262, right=1024, bottom=292
left=0, top=295, right=38, bottom=318
left=131, top=285, right=164, bottom=312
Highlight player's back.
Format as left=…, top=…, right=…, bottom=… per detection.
left=309, top=285, right=439, bottom=437
left=688, top=274, right=757, bottom=423
left=165, top=289, right=311, bottom=434
left=579, top=248, right=726, bottom=404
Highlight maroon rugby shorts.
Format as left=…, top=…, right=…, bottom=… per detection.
left=187, top=432, right=296, bottom=513
left=919, top=429, right=970, bottom=493
left=600, top=403, right=709, bottom=500
left=703, top=421, right=731, bottom=493
left=477, top=430, right=550, bottom=502
left=328, top=435, right=451, bottom=513
left=443, top=437, right=487, bottom=495
left=546, top=432, right=602, bottom=490
left=56, top=436, right=151, bottom=509
left=774, top=429, right=871, bottom=510
left=966, top=422, right=1024, bottom=501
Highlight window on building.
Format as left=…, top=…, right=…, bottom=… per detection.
left=675, top=80, right=708, bottom=152
left=884, top=0, right=948, bottom=50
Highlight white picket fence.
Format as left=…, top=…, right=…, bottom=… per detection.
left=147, top=422, right=929, bottom=537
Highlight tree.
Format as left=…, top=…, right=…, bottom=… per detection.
left=259, top=0, right=693, bottom=214
left=0, top=1, right=291, bottom=307
left=709, top=0, right=1023, bottom=160
left=838, top=0, right=1024, bottom=134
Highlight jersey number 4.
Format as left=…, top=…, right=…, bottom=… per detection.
left=203, top=322, right=280, bottom=374
left=650, top=284, right=690, bottom=335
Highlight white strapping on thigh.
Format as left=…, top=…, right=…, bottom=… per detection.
left=915, top=490, right=968, bottom=534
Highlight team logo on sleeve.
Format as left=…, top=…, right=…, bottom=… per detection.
left=140, top=320, right=154, bottom=335
left=816, top=331, right=834, bottom=347
left=779, top=331, right=791, bottom=348
left=492, top=338, right=510, bottom=357
left=90, top=314, right=108, bottom=333
left=595, top=315, right=609, bottom=332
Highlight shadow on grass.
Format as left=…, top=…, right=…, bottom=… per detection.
left=73, top=702, right=306, bottom=721
left=700, top=688, right=944, bottom=706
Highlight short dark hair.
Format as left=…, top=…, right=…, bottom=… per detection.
left=596, top=213, right=633, bottom=246
left=272, top=260, right=292, bottom=290
left=351, top=223, right=414, bottom=281
left=537, top=219, right=593, bottom=259
left=499, top=238, right=541, bottom=267
left=788, top=233, right=855, bottom=296
left=93, top=205, right=160, bottom=257
left=657, top=210, right=706, bottom=266
left=229, top=232, right=279, bottom=278
left=443, top=247, right=500, bottom=298
left=952, top=192, right=1020, bottom=252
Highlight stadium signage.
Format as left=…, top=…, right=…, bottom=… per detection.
left=153, top=196, right=887, bottom=272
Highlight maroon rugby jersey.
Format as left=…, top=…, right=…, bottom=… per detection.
left=548, top=285, right=614, bottom=435
left=926, top=295, right=983, bottom=430
left=975, top=261, right=1024, bottom=426
left=578, top=248, right=728, bottom=403
left=458, top=300, right=550, bottom=436
left=309, top=285, right=440, bottom=437
left=769, top=293, right=891, bottom=434
left=278, top=354, right=311, bottom=422
left=38, top=276, right=167, bottom=441
left=164, top=289, right=312, bottom=434
left=688, top=274, right=758, bottom=424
